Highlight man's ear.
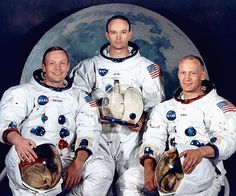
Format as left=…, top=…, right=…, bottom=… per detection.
left=67, top=63, right=70, bottom=72
left=105, top=32, right=109, bottom=41
left=42, top=64, right=46, bottom=72
left=201, top=71, right=207, bottom=81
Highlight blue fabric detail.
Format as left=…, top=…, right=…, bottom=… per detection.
left=166, top=110, right=176, bottom=121
left=190, top=140, right=204, bottom=147
left=38, top=95, right=49, bottom=105
left=144, top=147, right=154, bottom=156
left=60, top=128, right=70, bottom=138
left=98, top=68, right=108, bottom=76
left=30, top=126, right=45, bottom=136
left=58, top=115, right=66, bottom=125
left=185, top=127, right=197, bottom=137
left=79, top=139, right=89, bottom=147
left=8, top=121, right=17, bottom=129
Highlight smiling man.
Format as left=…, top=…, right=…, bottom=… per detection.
left=41, top=48, right=70, bottom=87
left=141, top=55, right=236, bottom=195
left=0, top=46, right=101, bottom=196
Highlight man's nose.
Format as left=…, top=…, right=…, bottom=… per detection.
left=184, top=73, right=191, bottom=80
left=116, top=33, right=121, bottom=40
left=55, top=62, right=61, bottom=69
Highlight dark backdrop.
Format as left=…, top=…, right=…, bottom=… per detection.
left=0, top=0, right=236, bottom=195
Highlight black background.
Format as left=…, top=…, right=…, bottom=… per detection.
left=0, top=0, right=236, bottom=195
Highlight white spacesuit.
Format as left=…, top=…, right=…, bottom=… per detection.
left=140, top=80, right=236, bottom=196
left=71, top=42, right=165, bottom=195
left=0, top=69, right=101, bottom=196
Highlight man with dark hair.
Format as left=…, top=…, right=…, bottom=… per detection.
left=105, top=15, right=131, bottom=32
left=71, top=15, right=165, bottom=195
left=140, top=55, right=236, bottom=195
left=0, top=46, right=101, bottom=195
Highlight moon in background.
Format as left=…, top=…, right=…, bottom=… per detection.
left=21, top=3, right=207, bottom=99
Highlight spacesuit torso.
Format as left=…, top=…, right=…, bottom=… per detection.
left=141, top=80, right=236, bottom=195
left=0, top=69, right=101, bottom=195
left=0, top=69, right=100, bottom=156
left=72, top=42, right=165, bottom=166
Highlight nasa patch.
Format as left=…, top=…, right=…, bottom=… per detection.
left=98, top=68, right=108, bottom=76
left=38, top=95, right=49, bottom=105
left=166, top=110, right=176, bottom=121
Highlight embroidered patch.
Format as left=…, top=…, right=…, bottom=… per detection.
left=98, top=68, right=108, bottom=76
left=147, top=64, right=161, bottom=79
left=38, top=95, right=49, bottom=105
left=166, top=110, right=176, bottom=121
left=217, top=100, right=236, bottom=113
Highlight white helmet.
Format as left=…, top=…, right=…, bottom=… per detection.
left=101, top=80, right=143, bottom=126
left=19, top=143, right=62, bottom=192
left=155, top=144, right=215, bottom=195
left=155, top=147, right=184, bottom=194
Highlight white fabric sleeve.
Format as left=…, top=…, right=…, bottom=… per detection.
left=139, top=104, right=167, bottom=163
left=140, top=59, right=165, bottom=111
left=210, top=99, right=236, bottom=160
left=74, top=92, right=101, bottom=155
left=71, top=58, right=97, bottom=94
left=0, top=85, right=31, bottom=143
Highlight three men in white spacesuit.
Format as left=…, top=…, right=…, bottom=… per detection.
left=2, top=15, right=233, bottom=196
left=0, top=46, right=101, bottom=195
left=71, top=15, right=165, bottom=195
left=140, top=55, right=236, bottom=195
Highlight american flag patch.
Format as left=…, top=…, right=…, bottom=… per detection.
left=85, top=96, right=97, bottom=107
left=147, top=64, right=161, bottom=79
left=217, top=100, right=236, bottom=113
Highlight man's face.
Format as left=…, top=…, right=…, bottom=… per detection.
left=105, top=19, right=132, bottom=51
left=178, top=59, right=206, bottom=96
left=42, top=50, right=70, bottom=87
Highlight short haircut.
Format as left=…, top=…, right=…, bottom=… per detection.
left=106, top=15, right=131, bottom=32
left=42, top=46, right=69, bottom=64
left=179, top=55, right=204, bottom=69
